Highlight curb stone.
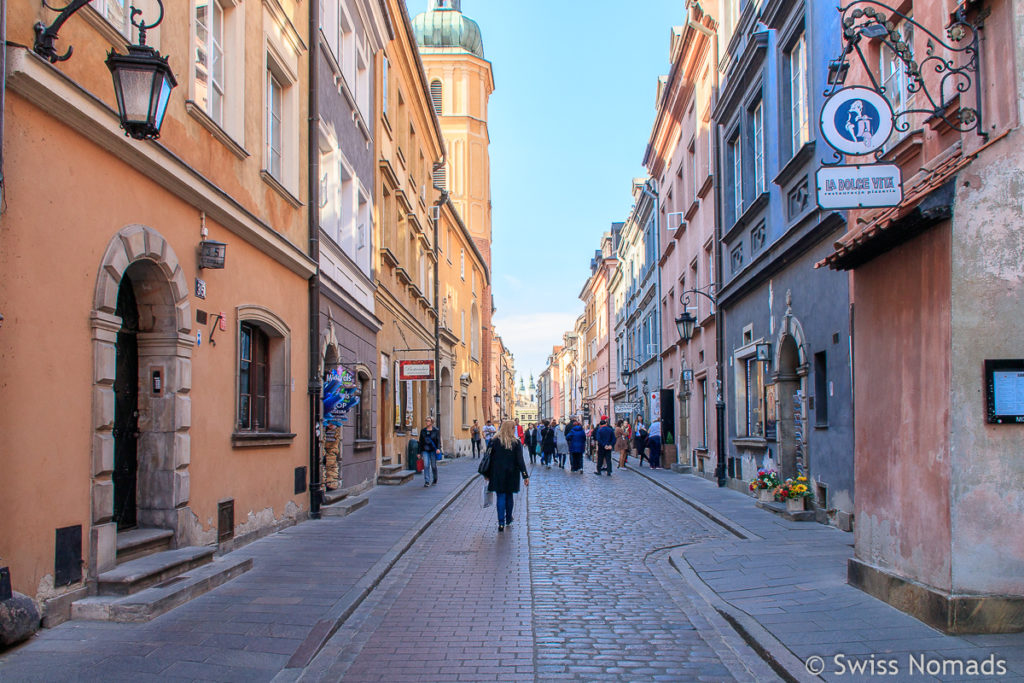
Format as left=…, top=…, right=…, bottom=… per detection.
left=273, top=467, right=482, bottom=680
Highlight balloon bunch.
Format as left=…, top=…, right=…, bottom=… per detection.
left=323, top=367, right=360, bottom=428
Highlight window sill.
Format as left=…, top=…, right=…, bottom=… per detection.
left=232, top=432, right=297, bottom=448
left=353, top=439, right=375, bottom=451
left=814, top=423, right=829, bottom=430
left=723, top=191, right=769, bottom=243
left=732, top=436, right=767, bottom=449
left=774, top=140, right=815, bottom=189
left=260, top=170, right=303, bottom=208
left=185, top=101, right=249, bottom=160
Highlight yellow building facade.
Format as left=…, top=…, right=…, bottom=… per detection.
left=374, top=0, right=446, bottom=473
left=412, top=0, right=498, bottom=421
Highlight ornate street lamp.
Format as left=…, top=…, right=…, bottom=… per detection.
left=675, top=310, right=697, bottom=342
left=35, top=1, right=176, bottom=141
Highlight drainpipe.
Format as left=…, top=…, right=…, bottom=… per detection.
left=307, top=0, right=322, bottom=518
left=432, top=183, right=448, bottom=438
left=639, top=179, right=660, bottom=425
left=432, top=159, right=447, bottom=440
left=691, top=17, right=728, bottom=488
left=0, top=0, right=7, bottom=215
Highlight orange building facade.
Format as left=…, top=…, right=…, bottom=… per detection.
left=1, top=0, right=313, bottom=620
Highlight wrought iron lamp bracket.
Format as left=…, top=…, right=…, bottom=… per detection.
left=679, top=284, right=718, bottom=311
left=35, top=0, right=166, bottom=63
left=824, top=0, right=984, bottom=141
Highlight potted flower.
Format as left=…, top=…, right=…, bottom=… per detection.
left=775, top=475, right=814, bottom=512
left=749, top=469, right=780, bottom=502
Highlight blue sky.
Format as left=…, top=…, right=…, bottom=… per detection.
left=406, top=0, right=688, bottom=384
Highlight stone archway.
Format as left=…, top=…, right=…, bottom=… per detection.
left=772, top=296, right=810, bottom=480
left=91, top=226, right=193, bottom=575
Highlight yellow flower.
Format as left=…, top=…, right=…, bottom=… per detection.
left=797, top=476, right=807, bottom=482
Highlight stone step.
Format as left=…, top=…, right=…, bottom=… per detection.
left=115, top=528, right=173, bottom=564
left=322, top=488, right=349, bottom=506
left=71, top=555, right=252, bottom=623
left=321, top=492, right=370, bottom=518
left=97, top=546, right=215, bottom=596
left=376, top=469, right=415, bottom=486
left=755, top=499, right=816, bottom=522
left=379, top=463, right=403, bottom=474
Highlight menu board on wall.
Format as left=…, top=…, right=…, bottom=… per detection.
left=986, top=359, right=1024, bottom=424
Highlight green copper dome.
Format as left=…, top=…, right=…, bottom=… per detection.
left=412, top=1, right=484, bottom=59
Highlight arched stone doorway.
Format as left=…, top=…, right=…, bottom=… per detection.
left=772, top=298, right=810, bottom=481
left=91, top=226, right=193, bottom=575
left=439, top=366, right=453, bottom=453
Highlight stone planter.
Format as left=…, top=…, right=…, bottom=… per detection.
left=786, top=497, right=805, bottom=513
left=757, top=488, right=774, bottom=503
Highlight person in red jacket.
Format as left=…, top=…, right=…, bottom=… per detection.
left=514, top=417, right=524, bottom=443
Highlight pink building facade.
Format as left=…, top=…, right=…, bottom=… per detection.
left=817, top=0, right=1024, bottom=632
left=646, top=5, right=720, bottom=476
left=581, top=231, right=619, bottom=423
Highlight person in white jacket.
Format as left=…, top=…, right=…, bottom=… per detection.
left=554, top=422, right=569, bottom=469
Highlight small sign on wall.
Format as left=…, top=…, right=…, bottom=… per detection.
left=985, top=359, right=1024, bottom=424
left=399, top=360, right=435, bottom=381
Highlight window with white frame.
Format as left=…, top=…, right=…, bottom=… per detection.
left=381, top=56, right=389, bottom=118
left=93, top=0, right=130, bottom=38
left=461, top=310, right=466, bottom=344
left=236, top=307, right=292, bottom=436
left=460, top=249, right=465, bottom=279
left=730, top=133, right=742, bottom=221
left=880, top=17, right=914, bottom=139
left=267, top=70, right=283, bottom=180
left=356, top=45, right=369, bottom=120
left=194, top=0, right=224, bottom=124
left=753, top=100, right=766, bottom=195
left=698, top=378, right=708, bottom=448
left=789, top=32, right=810, bottom=153
left=734, top=353, right=765, bottom=438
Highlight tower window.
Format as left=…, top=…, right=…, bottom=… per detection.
left=430, top=80, right=443, bottom=115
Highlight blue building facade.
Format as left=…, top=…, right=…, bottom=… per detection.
left=612, top=180, right=664, bottom=432
left=713, top=0, right=854, bottom=523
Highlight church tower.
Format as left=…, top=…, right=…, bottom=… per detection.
left=411, top=1, right=495, bottom=264
left=412, top=1, right=498, bottom=418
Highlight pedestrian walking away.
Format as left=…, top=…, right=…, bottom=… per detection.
left=483, top=419, right=496, bottom=449
left=647, top=418, right=662, bottom=470
left=524, top=423, right=539, bottom=465
left=470, top=419, right=482, bottom=458
left=554, top=421, right=569, bottom=469
left=633, top=420, right=649, bottom=467
left=595, top=416, right=616, bottom=475
left=418, top=417, right=442, bottom=487
left=615, top=420, right=630, bottom=468
left=482, top=420, right=529, bottom=531
left=566, top=419, right=586, bottom=472
left=541, top=419, right=556, bottom=468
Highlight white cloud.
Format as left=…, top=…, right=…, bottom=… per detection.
left=491, top=310, right=581, bottom=379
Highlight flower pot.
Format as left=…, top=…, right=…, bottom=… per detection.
left=758, top=488, right=774, bottom=503
left=786, top=497, right=805, bottom=513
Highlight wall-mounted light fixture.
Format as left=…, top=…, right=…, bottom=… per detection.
left=34, top=1, right=176, bottom=140
left=198, top=240, right=227, bottom=269
left=755, top=341, right=772, bottom=363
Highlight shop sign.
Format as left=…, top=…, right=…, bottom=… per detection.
left=820, top=86, right=893, bottom=156
left=398, top=359, right=435, bottom=381
left=614, top=402, right=640, bottom=414
left=816, top=164, right=903, bottom=210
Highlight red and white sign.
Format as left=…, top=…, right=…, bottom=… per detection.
left=398, top=360, right=435, bottom=381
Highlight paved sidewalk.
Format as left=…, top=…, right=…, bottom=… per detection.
left=626, top=463, right=1024, bottom=682
left=0, top=457, right=482, bottom=683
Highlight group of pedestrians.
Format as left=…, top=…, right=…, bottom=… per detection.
left=428, top=413, right=663, bottom=532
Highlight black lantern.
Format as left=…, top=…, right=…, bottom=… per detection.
left=33, top=1, right=175, bottom=141
left=198, top=240, right=227, bottom=269
left=827, top=58, right=850, bottom=86
left=106, top=43, right=177, bottom=140
left=675, top=311, right=697, bottom=342
left=493, top=392, right=500, bottom=405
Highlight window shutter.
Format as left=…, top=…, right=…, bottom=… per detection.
left=432, top=166, right=447, bottom=190
left=430, top=80, right=443, bottom=115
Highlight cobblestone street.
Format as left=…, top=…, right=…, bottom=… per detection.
left=297, top=461, right=771, bottom=682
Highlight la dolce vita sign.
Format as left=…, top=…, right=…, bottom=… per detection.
left=817, top=86, right=903, bottom=210
left=816, top=164, right=903, bottom=210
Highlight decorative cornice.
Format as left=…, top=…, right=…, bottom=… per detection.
left=5, top=48, right=315, bottom=278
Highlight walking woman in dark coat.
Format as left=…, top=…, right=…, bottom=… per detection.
left=541, top=419, right=557, bottom=468
left=485, top=420, right=530, bottom=532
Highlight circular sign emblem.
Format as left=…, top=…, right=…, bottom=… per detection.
left=820, top=86, right=893, bottom=156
